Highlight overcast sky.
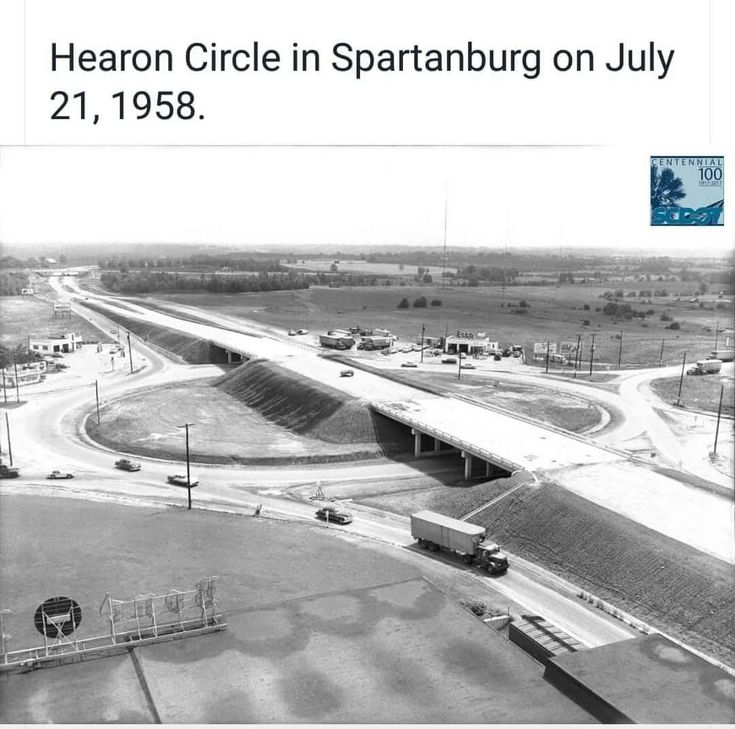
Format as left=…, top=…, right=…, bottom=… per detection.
left=0, top=146, right=732, bottom=254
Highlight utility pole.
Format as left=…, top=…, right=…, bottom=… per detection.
left=713, top=384, right=724, bottom=454
left=617, top=331, right=623, bottom=369
left=588, top=333, right=596, bottom=379
left=1, top=367, right=7, bottom=404
left=545, top=341, right=550, bottom=374
left=420, top=324, right=425, bottom=364
left=675, top=353, right=687, bottom=406
left=178, top=422, right=194, bottom=510
left=457, top=353, right=462, bottom=381
left=441, top=188, right=448, bottom=290
left=573, top=334, right=581, bottom=379
left=714, top=319, right=720, bottom=350
left=95, top=380, right=101, bottom=425
left=659, top=338, right=665, bottom=366
left=127, top=332, right=133, bottom=374
left=12, top=354, right=20, bottom=403
left=5, top=412, right=13, bottom=466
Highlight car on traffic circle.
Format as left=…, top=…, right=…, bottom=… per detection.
left=401, top=361, right=418, bottom=368
left=296, top=329, right=309, bottom=335
left=340, top=369, right=355, bottom=377
left=461, top=362, right=476, bottom=369
left=115, top=458, right=141, bottom=472
left=47, top=469, right=74, bottom=479
left=315, top=505, right=353, bottom=525
left=441, top=357, right=457, bottom=364
left=167, top=474, right=199, bottom=487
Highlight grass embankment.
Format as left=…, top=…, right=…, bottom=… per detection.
left=215, top=360, right=407, bottom=450
left=86, top=362, right=410, bottom=464
left=361, top=476, right=735, bottom=666
left=650, top=374, right=734, bottom=416
left=81, top=301, right=212, bottom=363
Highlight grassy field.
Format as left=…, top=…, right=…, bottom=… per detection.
left=650, top=373, right=734, bottom=416
left=148, top=283, right=730, bottom=369
left=282, top=258, right=458, bottom=277
left=0, top=296, right=113, bottom=349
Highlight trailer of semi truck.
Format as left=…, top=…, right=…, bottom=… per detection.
left=709, top=349, right=734, bottom=362
left=410, top=510, right=509, bottom=574
left=358, top=335, right=394, bottom=350
left=319, top=331, right=355, bottom=350
left=687, top=359, right=723, bottom=375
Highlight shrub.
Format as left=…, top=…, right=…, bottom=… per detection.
left=397, top=297, right=409, bottom=309
left=660, top=312, right=672, bottom=322
left=518, top=300, right=529, bottom=308
left=666, top=321, right=681, bottom=330
left=430, top=299, right=442, bottom=307
left=646, top=309, right=655, bottom=315
left=413, top=296, right=428, bottom=308
left=582, top=319, right=590, bottom=326
left=583, top=304, right=590, bottom=310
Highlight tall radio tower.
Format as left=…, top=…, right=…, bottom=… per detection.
left=440, top=189, right=448, bottom=289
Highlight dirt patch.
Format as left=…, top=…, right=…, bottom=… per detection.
left=460, top=482, right=735, bottom=667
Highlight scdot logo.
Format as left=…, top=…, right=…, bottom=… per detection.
left=651, top=206, right=723, bottom=226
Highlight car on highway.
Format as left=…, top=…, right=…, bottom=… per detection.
left=441, top=357, right=457, bottom=364
left=114, top=458, right=141, bottom=472
left=401, top=361, right=418, bottom=368
left=47, top=469, right=74, bottom=479
left=296, top=329, right=309, bottom=335
left=288, top=329, right=296, bottom=336
left=340, top=369, right=355, bottom=377
left=315, top=505, right=353, bottom=525
left=167, top=474, right=199, bottom=487
left=461, top=362, right=476, bottom=370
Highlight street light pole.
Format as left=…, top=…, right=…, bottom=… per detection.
left=178, top=422, right=194, bottom=510
left=420, top=324, right=425, bottom=364
left=12, top=354, right=20, bottom=403
left=617, top=331, right=623, bottom=369
left=659, top=338, right=665, bottom=366
left=675, top=353, right=687, bottom=406
left=95, top=380, right=101, bottom=425
left=545, top=340, right=550, bottom=374
left=573, top=334, right=581, bottom=379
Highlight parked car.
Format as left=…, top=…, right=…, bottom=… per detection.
left=288, top=329, right=296, bottom=336
left=167, top=474, right=199, bottom=487
left=493, top=353, right=502, bottom=361
left=441, top=357, right=457, bottom=364
left=461, top=362, right=476, bottom=370
left=47, top=469, right=74, bottom=479
left=51, top=352, right=64, bottom=358
left=340, top=369, right=355, bottom=377
left=115, top=458, right=141, bottom=472
left=401, top=362, right=418, bottom=368
left=315, top=505, right=353, bottom=525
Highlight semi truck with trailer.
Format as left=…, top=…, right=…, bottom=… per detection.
left=358, top=335, right=394, bottom=350
left=687, top=359, right=723, bottom=375
left=319, top=330, right=355, bottom=350
left=709, top=349, right=734, bottom=362
left=410, top=510, right=509, bottom=574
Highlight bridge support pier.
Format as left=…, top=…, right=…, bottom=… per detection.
left=412, top=429, right=437, bottom=458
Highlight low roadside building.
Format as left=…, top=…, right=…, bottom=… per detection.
left=444, top=330, right=498, bottom=356
left=29, top=332, right=81, bottom=355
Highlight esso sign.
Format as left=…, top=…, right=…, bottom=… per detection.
left=456, top=330, right=474, bottom=339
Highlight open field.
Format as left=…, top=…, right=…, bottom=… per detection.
left=651, top=372, right=735, bottom=416
left=0, top=493, right=592, bottom=723
left=282, top=258, right=458, bottom=277
left=146, top=283, right=730, bottom=368
left=0, top=296, right=113, bottom=349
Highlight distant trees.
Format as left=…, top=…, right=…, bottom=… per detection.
left=413, top=296, right=428, bottom=308
left=397, top=298, right=410, bottom=309
left=0, top=271, right=29, bottom=296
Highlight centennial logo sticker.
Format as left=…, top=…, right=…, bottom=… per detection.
left=650, top=156, right=724, bottom=226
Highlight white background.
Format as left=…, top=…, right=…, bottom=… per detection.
left=0, top=0, right=732, bottom=251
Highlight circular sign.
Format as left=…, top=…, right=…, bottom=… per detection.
left=34, top=596, right=82, bottom=638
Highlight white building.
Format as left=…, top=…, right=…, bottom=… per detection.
left=29, top=332, right=81, bottom=355
left=444, top=331, right=498, bottom=356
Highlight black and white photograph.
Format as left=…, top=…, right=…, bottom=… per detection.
left=0, top=0, right=734, bottom=725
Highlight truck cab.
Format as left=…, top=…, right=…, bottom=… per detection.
left=476, top=541, right=509, bottom=574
